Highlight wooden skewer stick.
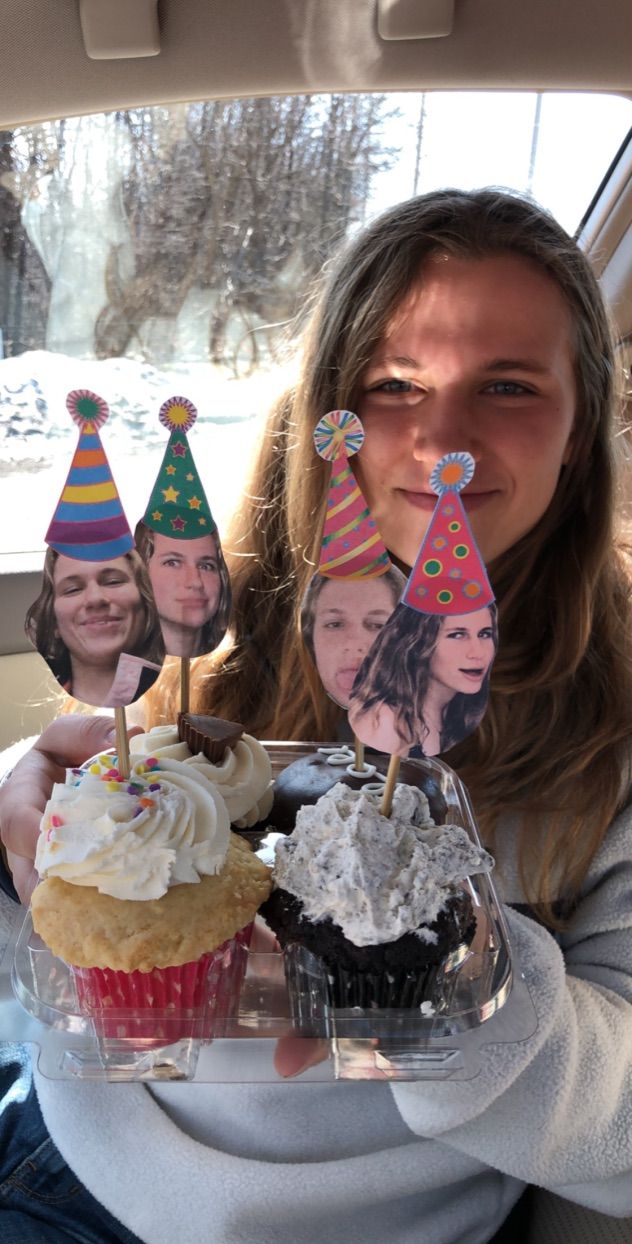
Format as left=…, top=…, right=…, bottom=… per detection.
left=380, top=754, right=401, bottom=817
left=114, top=706, right=130, bottom=779
left=354, top=736, right=365, bottom=772
left=180, top=658, right=190, bottom=714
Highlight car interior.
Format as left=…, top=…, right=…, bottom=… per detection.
left=0, top=2, right=631, bottom=1240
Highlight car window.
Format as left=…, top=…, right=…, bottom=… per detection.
left=1, top=90, right=630, bottom=562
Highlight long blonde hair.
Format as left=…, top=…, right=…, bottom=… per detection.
left=146, top=189, right=632, bottom=923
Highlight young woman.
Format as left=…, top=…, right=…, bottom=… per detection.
left=2, top=188, right=632, bottom=1244
left=348, top=602, right=497, bottom=755
left=25, top=548, right=165, bottom=707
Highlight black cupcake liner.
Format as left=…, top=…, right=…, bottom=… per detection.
left=282, top=940, right=470, bottom=1041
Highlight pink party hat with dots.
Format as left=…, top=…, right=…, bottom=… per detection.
left=45, top=390, right=133, bottom=561
left=403, top=452, right=494, bottom=615
left=315, top=410, right=391, bottom=579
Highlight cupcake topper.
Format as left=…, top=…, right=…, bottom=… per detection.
left=303, top=412, right=404, bottom=773
left=26, top=390, right=165, bottom=770
left=135, top=396, right=232, bottom=707
left=348, top=451, right=498, bottom=798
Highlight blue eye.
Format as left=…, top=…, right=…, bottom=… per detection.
left=485, top=380, right=532, bottom=396
left=372, top=378, right=415, bottom=394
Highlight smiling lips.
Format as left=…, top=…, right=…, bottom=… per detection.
left=399, top=488, right=497, bottom=512
left=80, top=615, right=124, bottom=628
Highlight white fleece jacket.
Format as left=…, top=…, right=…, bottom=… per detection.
left=2, top=753, right=632, bottom=1243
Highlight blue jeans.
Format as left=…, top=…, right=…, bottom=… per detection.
left=0, top=1044, right=142, bottom=1243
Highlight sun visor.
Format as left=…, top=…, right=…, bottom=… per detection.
left=378, top=0, right=455, bottom=40
left=79, top=0, right=160, bottom=60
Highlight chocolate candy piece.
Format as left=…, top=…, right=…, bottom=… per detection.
left=177, top=713, right=243, bottom=763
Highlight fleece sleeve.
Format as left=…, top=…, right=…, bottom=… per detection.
left=391, top=804, right=632, bottom=1215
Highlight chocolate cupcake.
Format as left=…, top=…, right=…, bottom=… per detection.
left=270, top=746, right=447, bottom=833
left=261, top=781, right=493, bottom=1013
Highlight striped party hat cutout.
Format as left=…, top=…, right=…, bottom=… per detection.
left=315, top=410, right=390, bottom=578
left=402, top=452, right=494, bottom=615
left=45, top=390, right=133, bottom=561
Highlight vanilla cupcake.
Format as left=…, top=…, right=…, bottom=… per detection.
left=129, top=718, right=273, bottom=828
left=31, top=756, right=271, bottom=1039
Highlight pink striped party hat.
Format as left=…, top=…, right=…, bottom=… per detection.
left=314, top=410, right=390, bottom=579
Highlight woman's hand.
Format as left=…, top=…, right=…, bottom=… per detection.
left=248, top=920, right=330, bottom=1077
left=0, top=715, right=139, bottom=904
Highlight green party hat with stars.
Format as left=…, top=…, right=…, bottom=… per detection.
left=142, top=396, right=217, bottom=538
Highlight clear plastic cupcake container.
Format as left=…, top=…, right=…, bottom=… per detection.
left=0, top=744, right=538, bottom=1081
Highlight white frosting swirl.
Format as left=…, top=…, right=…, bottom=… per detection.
left=272, top=782, right=493, bottom=947
left=129, top=725, right=273, bottom=825
left=35, top=759, right=230, bottom=901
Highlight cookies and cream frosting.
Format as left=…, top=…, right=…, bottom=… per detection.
left=271, top=782, right=493, bottom=946
left=129, top=725, right=273, bottom=827
left=35, top=756, right=230, bottom=901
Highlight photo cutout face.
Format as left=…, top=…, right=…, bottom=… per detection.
left=428, top=607, right=496, bottom=699
left=348, top=602, right=497, bottom=758
left=26, top=548, right=164, bottom=709
left=301, top=567, right=404, bottom=709
left=135, top=523, right=231, bottom=660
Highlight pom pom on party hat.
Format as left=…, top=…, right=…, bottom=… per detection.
left=402, top=452, right=494, bottom=615
left=315, top=410, right=390, bottom=579
left=45, top=390, right=134, bottom=561
left=142, top=396, right=217, bottom=539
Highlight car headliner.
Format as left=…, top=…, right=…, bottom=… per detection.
left=0, top=0, right=630, bottom=129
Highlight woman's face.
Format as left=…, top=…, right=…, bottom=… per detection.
left=354, top=253, right=576, bottom=568
left=310, top=576, right=397, bottom=707
left=52, top=555, right=145, bottom=668
left=428, top=607, right=496, bottom=697
left=147, top=532, right=221, bottom=632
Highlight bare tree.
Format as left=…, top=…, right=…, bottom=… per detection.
left=93, top=95, right=399, bottom=369
left=0, top=126, right=56, bottom=356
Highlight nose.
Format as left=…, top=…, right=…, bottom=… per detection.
left=183, top=564, right=204, bottom=591
left=411, top=391, right=479, bottom=467
left=83, top=580, right=108, bottom=608
left=342, top=623, right=364, bottom=653
left=467, top=636, right=486, bottom=660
